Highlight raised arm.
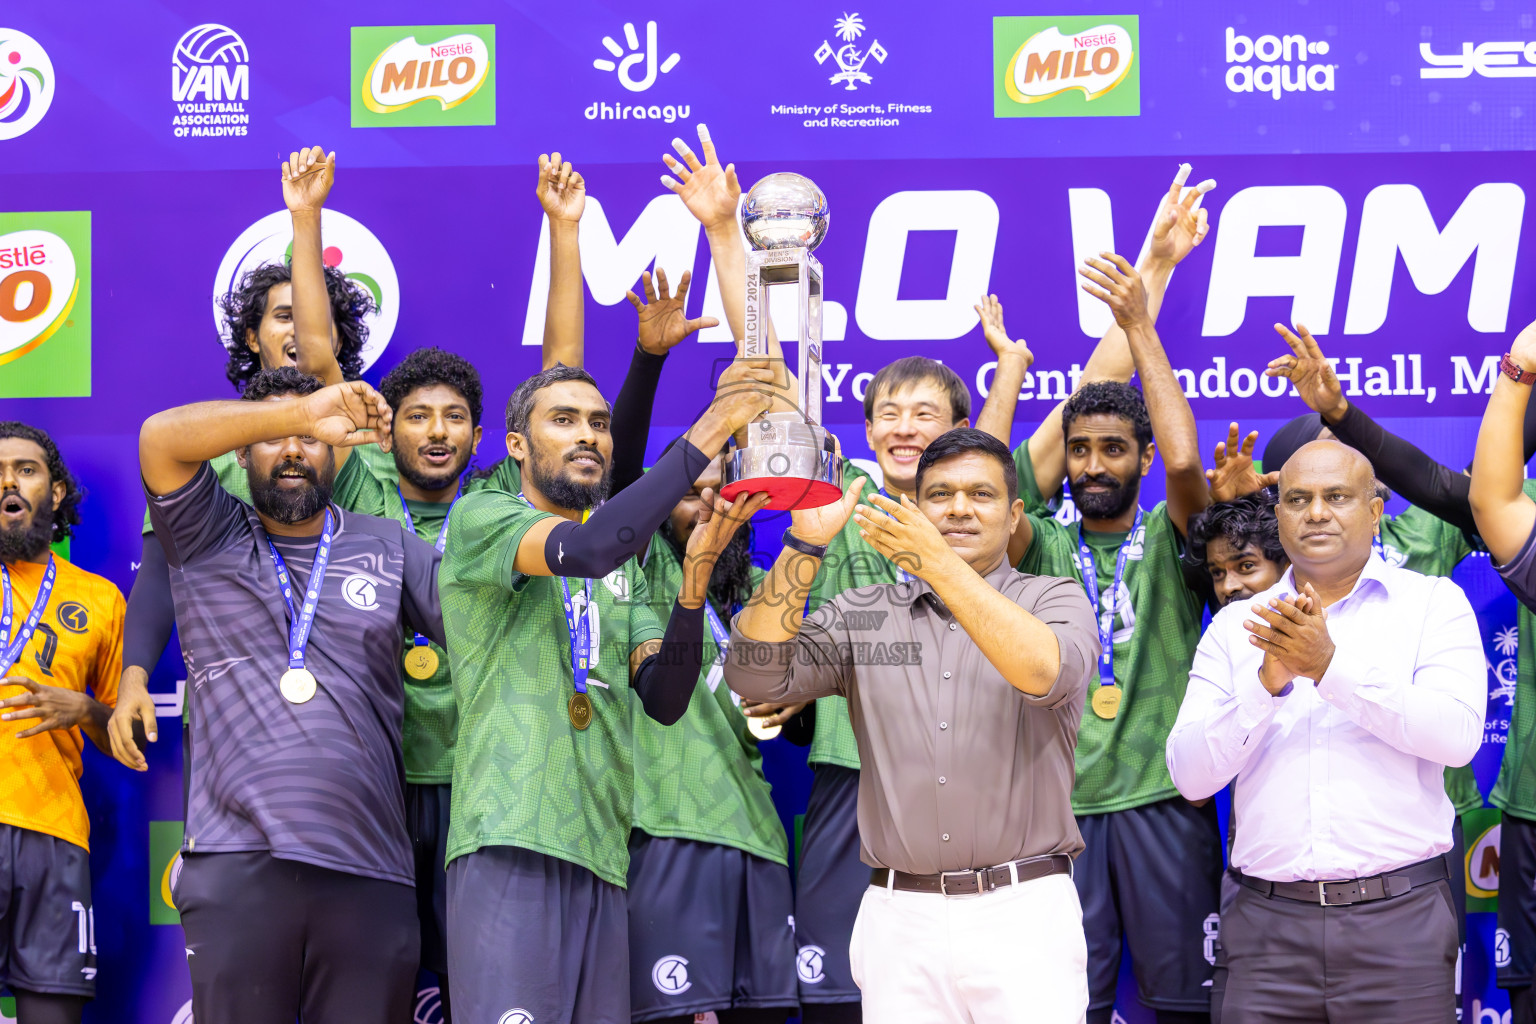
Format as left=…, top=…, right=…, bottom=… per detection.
left=538, top=152, right=586, bottom=370
left=1471, top=322, right=1536, bottom=565
left=282, top=146, right=345, bottom=388
left=1081, top=253, right=1207, bottom=534
left=139, top=382, right=392, bottom=498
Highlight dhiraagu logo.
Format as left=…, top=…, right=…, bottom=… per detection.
left=0, top=211, right=90, bottom=398
left=994, top=15, right=1139, bottom=118
left=212, top=208, right=400, bottom=371
left=352, top=25, right=494, bottom=127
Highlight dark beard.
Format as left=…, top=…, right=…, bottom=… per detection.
left=396, top=448, right=470, bottom=495
left=0, top=501, right=53, bottom=562
left=661, top=515, right=756, bottom=612
left=1068, top=471, right=1139, bottom=521
left=248, top=455, right=336, bottom=525
left=529, top=446, right=611, bottom=512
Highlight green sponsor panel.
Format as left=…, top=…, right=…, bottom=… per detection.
left=0, top=211, right=92, bottom=398
left=0, top=995, right=14, bottom=1020
left=351, top=25, right=496, bottom=128
left=993, top=15, right=1140, bottom=119
left=1463, top=806, right=1502, bottom=914
left=149, top=820, right=185, bottom=925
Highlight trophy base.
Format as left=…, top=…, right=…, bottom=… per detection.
left=720, top=443, right=844, bottom=510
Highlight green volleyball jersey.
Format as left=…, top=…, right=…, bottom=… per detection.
left=1378, top=506, right=1483, bottom=816
left=1486, top=481, right=1536, bottom=820
left=632, top=539, right=786, bottom=864
left=440, top=489, right=664, bottom=886
left=805, top=460, right=897, bottom=770
left=1013, top=454, right=1205, bottom=815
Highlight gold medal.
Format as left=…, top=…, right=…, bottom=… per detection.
left=280, top=667, right=317, bottom=704
left=568, top=691, right=593, bottom=730
left=1091, top=684, right=1122, bottom=720
left=746, top=710, right=782, bottom=742
left=403, top=645, right=439, bottom=680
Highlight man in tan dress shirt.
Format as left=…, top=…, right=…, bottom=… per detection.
left=726, top=428, right=1100, bottom=1023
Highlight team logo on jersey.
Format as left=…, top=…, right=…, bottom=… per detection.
left=601, top=566, right=629, bottom=600
left=1202, top=913, right=1220, bottom=966
left=0, top=213, right=92, bottom=398
left=413, top=986, right=444, bottom=1024
left=341, top=574, right=380, bottom=611
left=796, top=944, right=827, bottom=984
left=0, top=30, right=56, bottom=141
left=169, top=999, right=194, bottom=1024
left=497, top=1011, right=534, bottom=1024
left=651, top=954, right=692, bottom=994
left=1497, top=927, right=1512, bottom=968
left=212, top=208, right=400, bottom=372
left=56, top=601, right=87, bottom=633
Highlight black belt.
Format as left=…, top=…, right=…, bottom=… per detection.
left=870, top=854, right=1073, bottom=897
left=1233, top=855, right=1448, bottom=907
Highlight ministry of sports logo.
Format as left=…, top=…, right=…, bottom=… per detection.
left=815, top=13, right=887, bottom=91
left=0, top=212, right=92, bottom=399
left=170, top=24, right=250, bottom=139
left=796, top=944, right=827, bottom=984
left=0, top=30, right=55, bottom=141
left=212, top=208, right=399, bottom=371
left=352, top=25, right=495, bottom=128
left=651, top=954, right=692, bottom=994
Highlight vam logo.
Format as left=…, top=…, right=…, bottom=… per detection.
left=651, top=954, right=692, bottom=994
left=212, top=208, right=399, bottom=371
left=1225, top=28, right=1336, bottom=99
left=0, top=213, right=91, bottom=399
left=815, top=13, right=887, bottom=91
left=352, top=25, right=495, bottom=127
left=994, top=16, right=1139, bottom=118
left=796, top=944, right=827, bottom=984
left=594, top=21, right=679, bottom=92
left=170, top=24, right=250, bottom=139
left=0, top=30, right=55, bottom=141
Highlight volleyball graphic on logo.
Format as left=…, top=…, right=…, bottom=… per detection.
left=173, top=23, right=248, bottom=74
left=0, top=30, right=55, bottom=140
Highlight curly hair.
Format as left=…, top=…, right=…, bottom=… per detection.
left=241, top=366, right=326, bottom=402
left=1186, top=488, right=1288, bottom=570
left=1061, top=380, right=1152, bottom=452
left=0, top=421, right=83, bottom=542
left=380, top=347, right=484, bottom=427
left=220, top=261, right=376, bottom=393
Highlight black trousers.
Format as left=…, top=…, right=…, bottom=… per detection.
left=1211, top=869, right=1458, bottom=1024
left=176, top=851, right=418, bottom=1024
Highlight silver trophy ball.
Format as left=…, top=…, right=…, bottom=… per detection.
left=741, top=173, right=830, bottom=252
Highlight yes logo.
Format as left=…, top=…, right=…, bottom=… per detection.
left=352, top=25, right=495, bottom=127
left=0, top=212, right=91, bottom=398
left=0, top=30, right=55, bottom=141
left=212, top=208, right=399, bottom=371
left=994, top=16, right=1139, bottom=118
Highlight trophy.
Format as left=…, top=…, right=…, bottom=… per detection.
left=718, top=172, right=844, bottom=511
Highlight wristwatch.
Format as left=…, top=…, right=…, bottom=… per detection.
left=1502, top=352, right=1536, bottom=386
left=781, top=529, right=828, bottom=559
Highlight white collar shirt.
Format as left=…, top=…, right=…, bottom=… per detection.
left=1166, top=553, right=1486, bottom=882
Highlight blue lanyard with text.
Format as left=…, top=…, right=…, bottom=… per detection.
left=398, top=486, right=457, bottom=649
left=704, top=601, right=730, bottom=661
left=518, top=492, right=594, bottom=695
left=1075, top=509, right=1143, bottom=689
left=263, top=509, right=335, bottom=675
left=0, top=556, right=57, bottom=676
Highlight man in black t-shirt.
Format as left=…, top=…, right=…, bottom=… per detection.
left=133, top=367, right=443, bottom=1024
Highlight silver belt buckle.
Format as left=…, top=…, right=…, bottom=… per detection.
left=940, top=868, right=983, bottom=897
left=1317, top=880, right=1349, bottom=906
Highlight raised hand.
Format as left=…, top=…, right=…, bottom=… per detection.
left=627, top=268, right=720, bottom=356
left=1, top=676, right=98, bottom=738
left=1267, top=323, right=1347, bottom=421
left=853, top=491, right=966, bottom=583
left=1244, top=582, right=1335, bottom=687
left=704, top=357, right=778, bottom=435
left=661, top=124, right=741, bottom=231
left=537, top=151, right=586, bottom=224
left=1148, top=164, right=1215, bottom=267
left=282, top=145, right=335, bottom=214
left=301, top=380, right=394, bottom=449
left=1206, top=422, right=1280, bottom=503
left=789, top=478, right=864, bottom=548
left=1079, top=252, right=1150, bottom=330
left=975, top=294, right=1033, bottom=367
left=680, top=489, right=772, bottom=609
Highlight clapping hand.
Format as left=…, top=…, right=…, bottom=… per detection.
left=853, top=491, right=965, bottom=583
left=1245, top=583, right=1335, bottom=693
left=1206, top=422, right=1279, bottom=503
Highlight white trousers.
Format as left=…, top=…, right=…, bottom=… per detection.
left=849, top=872, right=1089, bottom=1024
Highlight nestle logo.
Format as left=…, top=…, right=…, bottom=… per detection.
left=1073, top=32, right=1118, bottom=48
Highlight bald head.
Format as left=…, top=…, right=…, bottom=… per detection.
left=1274, top=439, right=1383, bottom=580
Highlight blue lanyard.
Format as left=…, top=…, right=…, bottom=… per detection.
left=263, top=509, right=335, bottom=673
left=0, top=555, right=57, bottom=676
left=519, top=492, right=594, bottom=697
left=398, top=487, right=457, bottom=649
left=703, top=601, right=729, bottom=657
left=1372, top=532, right=1384, bottom=559
left=1075, top=510, right=1143, bottom=690
left=878, top=489, right=914, bottom=583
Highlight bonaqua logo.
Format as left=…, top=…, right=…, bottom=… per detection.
left=1224, top=27, right=1336, bottom=99
left=212, top=208, right=399, bottom=371
left=0, top=30, right=54, bottom=141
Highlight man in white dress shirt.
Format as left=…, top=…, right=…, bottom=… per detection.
left=1167, top=439, right=1485, bottom=1024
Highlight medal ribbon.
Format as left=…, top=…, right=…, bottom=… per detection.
left=517, top=492, right=595, bottom=703
left=1075, top=509, right=1144, bottom=693
left=0, top=555, right=57, bottom=676
left=263, top=508, right=335, bottom=675
left=398, top=486, right=457, bottom=649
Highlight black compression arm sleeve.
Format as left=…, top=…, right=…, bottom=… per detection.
left=782, top=698, right=816, bottom=747
left=542, top=438, right=712, bottom=578
left=631, top=600, right=706, bottom=725
left=1326, top=403, right=1478, bottom=535
left=609, top=346, right=668, bottom=494
left=123, top=533, right=176, bottom=672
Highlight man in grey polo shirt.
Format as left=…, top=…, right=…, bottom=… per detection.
left=726, top=428, right=1099, bottom=1023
